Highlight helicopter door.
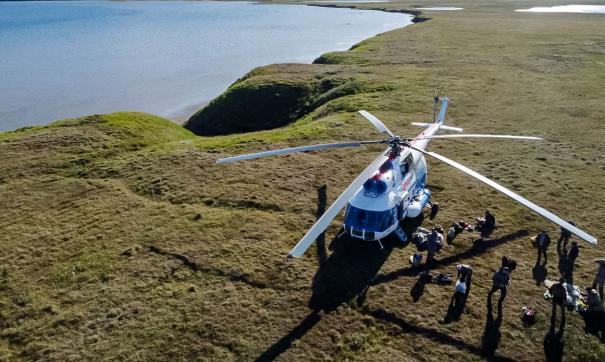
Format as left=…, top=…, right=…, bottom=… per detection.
left=399, top=191, right=409, bottom=219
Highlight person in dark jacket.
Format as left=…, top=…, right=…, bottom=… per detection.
left=593, top=260, right=605, bottom=299
left=562, top=241, right=580, bottom=283
left=477, top=210, right=496, bottom=238
left=550, top=278, right=567, bottom=313
left=501, top=256, right=518, bottom=272
left=489, top=267, right=510, bottom=303
left=568, top=241, right=579, bottom=266
left=535, top=230, right=551, bottom=265
left=426, top=228, right=440, bottom=266
left=557, top=221, right=575, bottom=252
left=485, top=211, right=496, bottom=228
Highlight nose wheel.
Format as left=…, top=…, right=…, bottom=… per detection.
left=429, top=202, right=440, bottom=220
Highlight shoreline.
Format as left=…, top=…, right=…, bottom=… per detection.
left=2, top=1, right=605, bottom=360
left=168, top=2, right=423, bottom=126
left=306, top=3, right=429, bottom=23
left=0, top=1, right=417, bottom=132
left=166, top=101, right=209, bottom=125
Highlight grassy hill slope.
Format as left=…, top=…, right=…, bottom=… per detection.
left=1, top=1, right=605, bottom=360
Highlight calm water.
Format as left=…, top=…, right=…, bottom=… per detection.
left=0, top=1, right=411, bottom=131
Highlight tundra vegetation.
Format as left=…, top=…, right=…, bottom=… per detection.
left=1, top=0, right=604, bottom=360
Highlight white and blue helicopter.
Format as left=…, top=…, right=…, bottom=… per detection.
left=216, top=97, right=597, bottom=257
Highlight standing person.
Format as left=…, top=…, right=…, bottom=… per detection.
left=593, top=260, right=605, bottom=299
left=426, top=228, right=440, bottom=266
left=557, top=221, right=575, bottom=252
left=454, top=264, right=473, bottom=308
left=586, top=288, right=603, bottom=312
left=549, top=278, right=567, bottom=325
left=489, top=267, right=510, bottom=303
left=445, top=264, right=473, bottom=322
left=535, top=230, right=551, bottom=265
left=568, top=241, right=579, bottom=266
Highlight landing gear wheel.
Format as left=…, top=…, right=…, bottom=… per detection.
left=429, top=203, right=440, bottom=220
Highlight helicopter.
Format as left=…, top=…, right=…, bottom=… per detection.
left=216, top=96, right=597, bottom=257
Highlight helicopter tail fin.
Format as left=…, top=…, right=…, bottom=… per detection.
left=435, top=97, right=449, bottom=124
left=411, top=97, right=462, bottom=131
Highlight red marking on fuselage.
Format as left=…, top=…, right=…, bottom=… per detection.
left=402, top=177, right=412, bottom=190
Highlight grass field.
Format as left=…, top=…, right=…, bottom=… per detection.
left=1, top=0, right=605, bottom=360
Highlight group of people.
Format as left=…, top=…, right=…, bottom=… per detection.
left=409, top=209, right=605, bottom=350
left=410, top=226, right=445, bottom=266
left=409, top=210, right=496, bottom=268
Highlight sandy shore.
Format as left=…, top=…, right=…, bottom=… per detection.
left=166, top=101, right=209, bottom=125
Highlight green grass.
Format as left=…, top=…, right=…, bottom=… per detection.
left=1, top=0, right=605, bottom=360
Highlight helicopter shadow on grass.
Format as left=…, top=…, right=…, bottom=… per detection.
left=308, top=228, right=397, bottom=312
left=309, top=196, right=432, bottom=310
left=256, top=185, right=399, bottom=361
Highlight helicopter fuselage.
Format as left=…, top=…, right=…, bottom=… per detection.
left=343, top=117, right=443, bottom=242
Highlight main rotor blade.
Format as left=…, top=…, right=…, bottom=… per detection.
left=358, top=110, right=395, bottom=138
left=410, top=146, right=597, bottom=245
left=417, top=134, right=542, bottom=141
left=216, top=141, right=383, bottom=164
left=288, top=148, right=392, bottom=257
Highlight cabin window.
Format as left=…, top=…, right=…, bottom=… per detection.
left=400, top=154, right=414, bottom=177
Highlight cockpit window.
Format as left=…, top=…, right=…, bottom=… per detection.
left=344, top=206, right=398, bottom=232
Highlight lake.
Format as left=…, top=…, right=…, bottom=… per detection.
left=0, top=1, right=412, bottom=131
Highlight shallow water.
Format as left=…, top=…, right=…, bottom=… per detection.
left=308, top=0, right=391, bottom=3
left=0, top=1, right=411, bottom=131
left=516, top=5, right=605, bottom=13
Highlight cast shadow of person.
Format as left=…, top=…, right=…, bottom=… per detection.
left=556, top=241, right=573, bottom=285
left=543, top=299, right=566, bottom=362
left=444, top=287, right=470, bottom=323
left=481, top=291, right=504, bottom=357
left=579, top=301, right=605, bottom=341
left=410, top=272, right=431, bottom=302
left=532, top=252, right=548, bottom=286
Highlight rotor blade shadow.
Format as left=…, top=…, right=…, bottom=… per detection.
left=371, top=230, right=529, bottom=286
left=254, top=311, right=321, bottom=362
left=364, top=308, right=515, bottom=360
